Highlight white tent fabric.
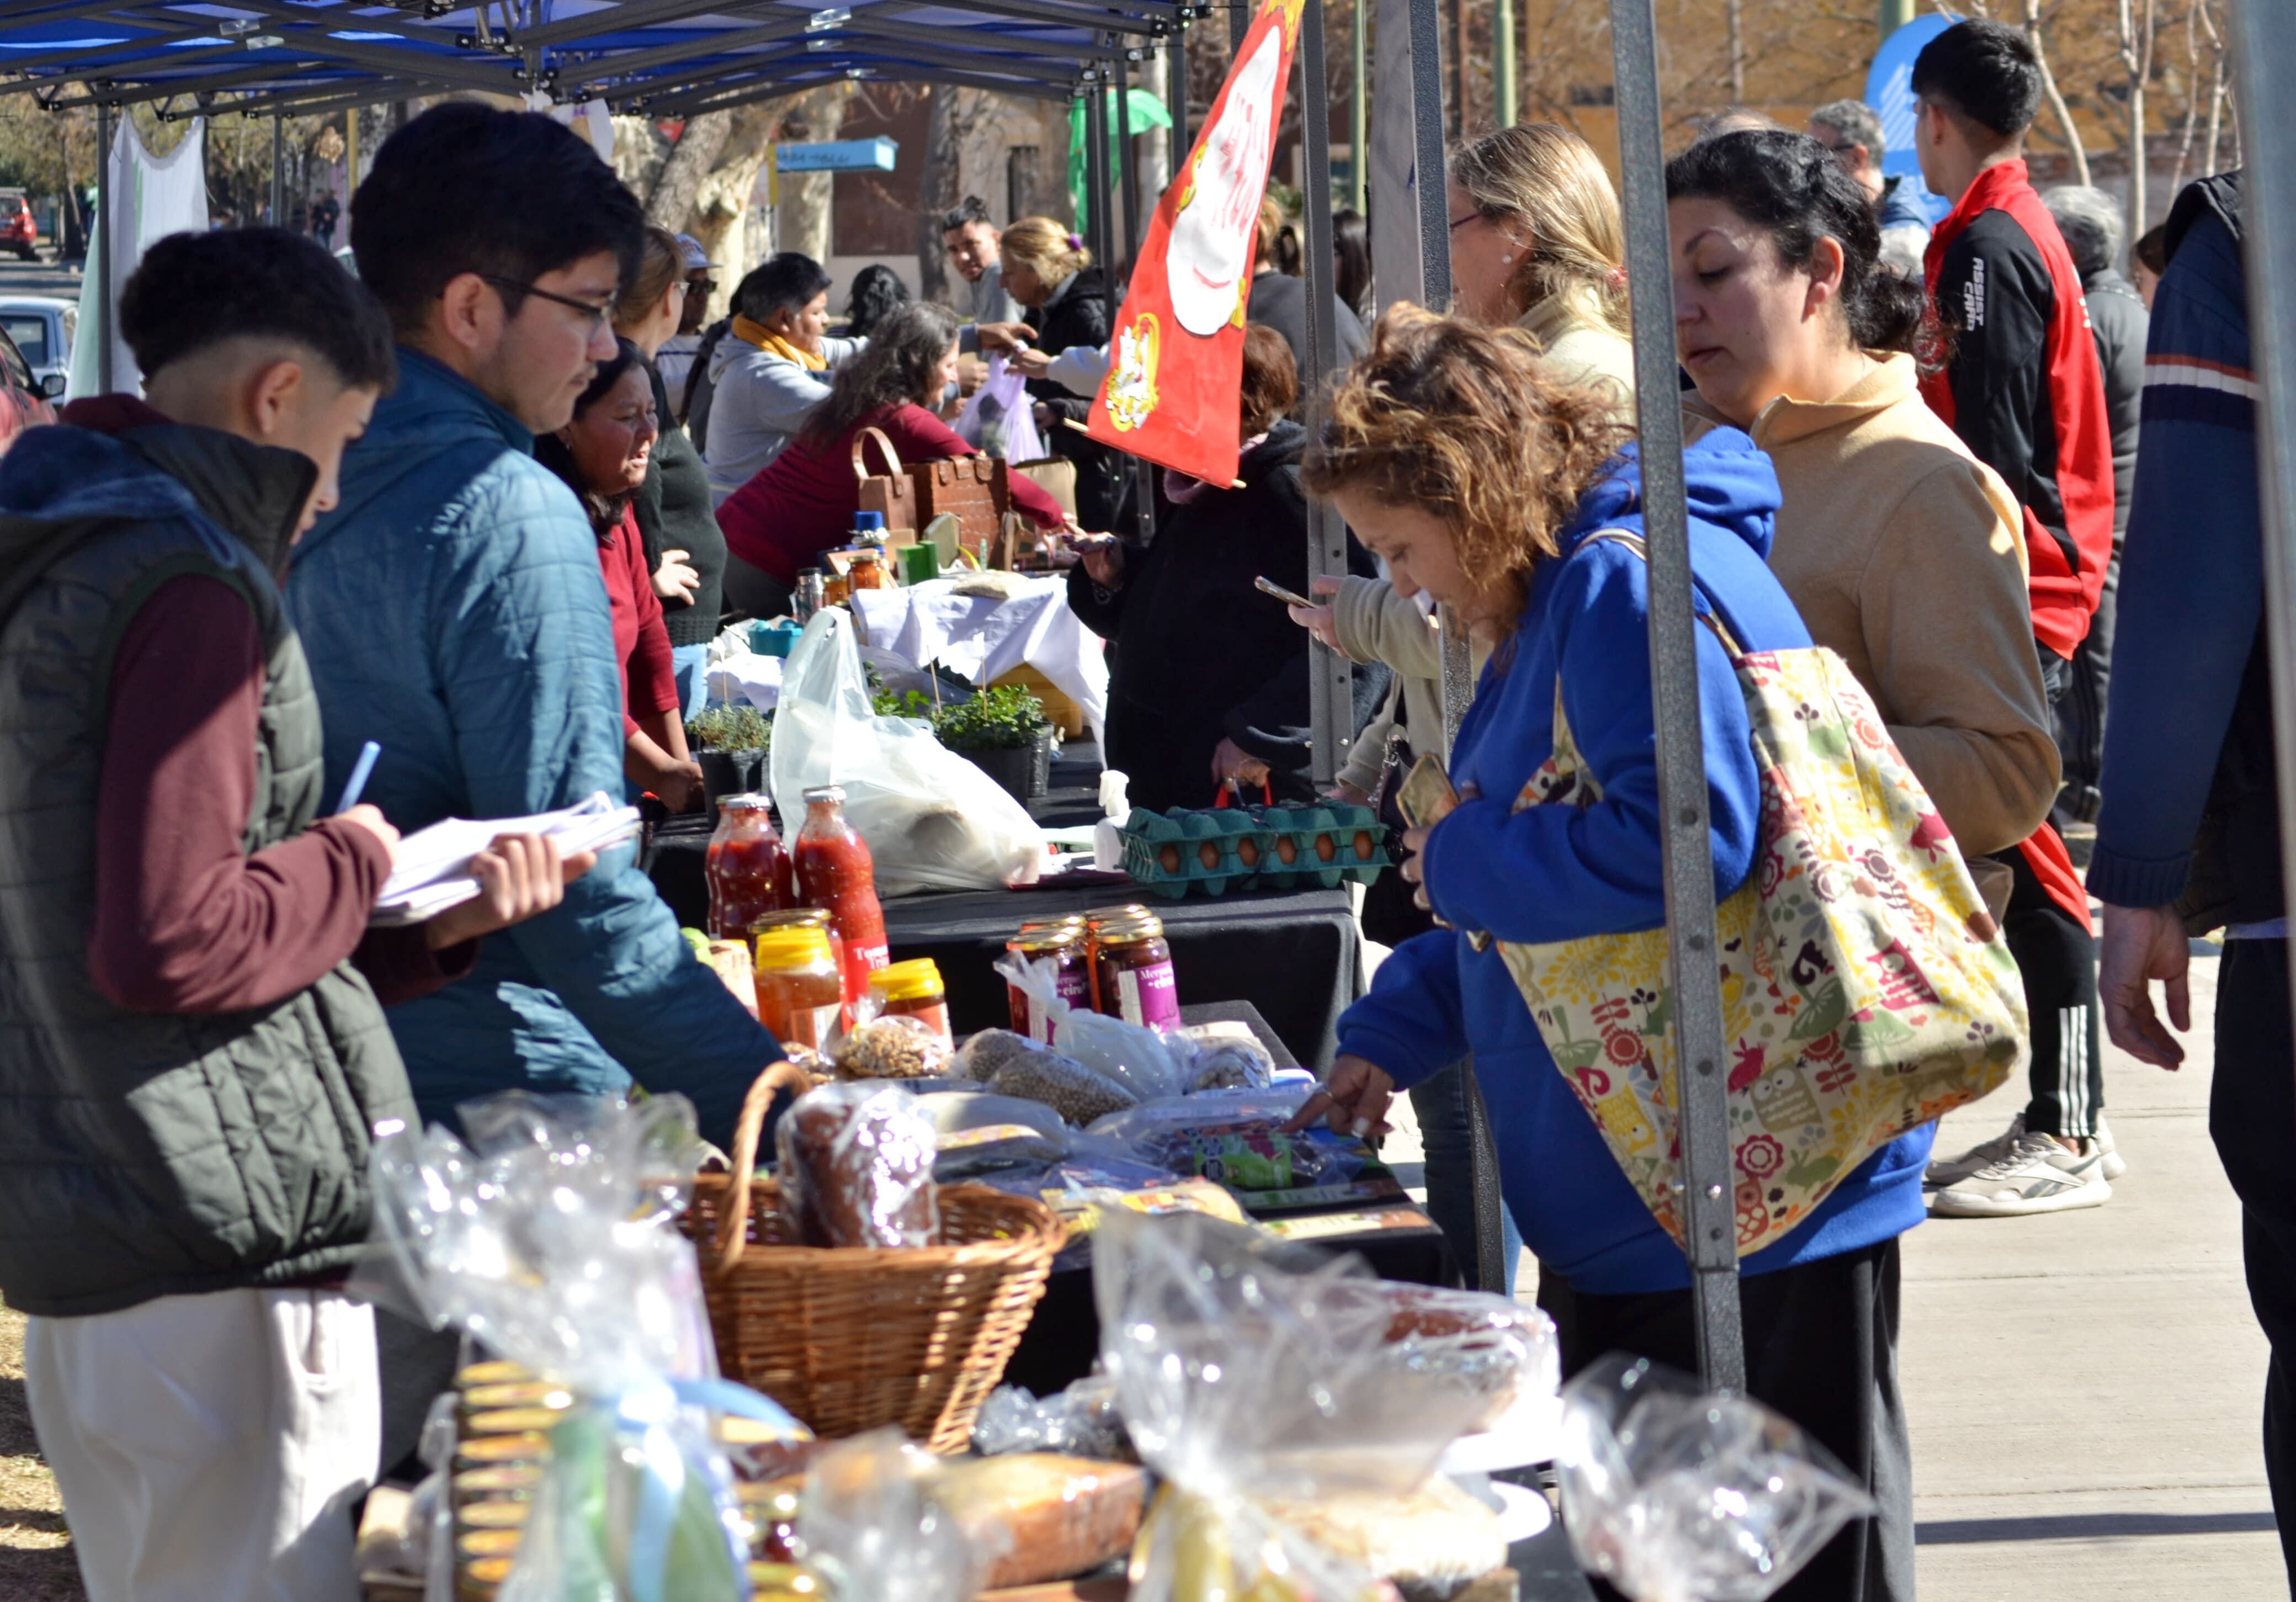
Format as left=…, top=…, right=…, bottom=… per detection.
left=67, top=118, right=209, bottom=402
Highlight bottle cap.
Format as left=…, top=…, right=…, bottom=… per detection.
left=853, top=511, right=886, bottom=532
left=753, top=926, right=834, bottom=971
left=801, top=784, right=847, bottom=805
left=868, top=958, right=945, bottom=1002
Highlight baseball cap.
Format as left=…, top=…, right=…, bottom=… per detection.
left=676, top=234, right=718, bottom=272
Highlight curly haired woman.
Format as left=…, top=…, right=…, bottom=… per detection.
left=1303, top=306, right=1926, bottom=1602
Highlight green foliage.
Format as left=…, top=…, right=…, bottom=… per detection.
left=685, top=703, right=772, bottom=752
left=929, top=683, right=1049, bottom=752
left=872, top=685, right=932, bottom=720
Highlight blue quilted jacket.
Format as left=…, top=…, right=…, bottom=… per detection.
left=285, top=349, right=776, bottom=1146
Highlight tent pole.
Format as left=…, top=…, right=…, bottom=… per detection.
left=1495, top=0, right=1516, bottom=127
left=1114, top=42, right=1141, bottom=269
left=2229, top=4, right=2296, bottom=1090
left=95, top=100, right=111, bottom=395
left=1609, top=0, right=1745, bottom=1391
left=1299, top=0, right=1349, bottom=793
left=1349, top=0, right=1367, bottom=214
left=1168, top=30, right=1188, bottom=151
left=270, top=114, right=283, bottom=227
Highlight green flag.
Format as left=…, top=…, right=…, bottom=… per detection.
left=1067, top=88, right=1174, bottom=236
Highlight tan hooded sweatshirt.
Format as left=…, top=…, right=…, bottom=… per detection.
left=1693, top=353, right=2059, bottom=858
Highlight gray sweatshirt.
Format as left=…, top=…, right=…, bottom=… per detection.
left=702, top=331, right=865, bottom=505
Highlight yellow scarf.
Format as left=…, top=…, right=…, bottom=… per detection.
left=733, top=314, right=827, bottom=371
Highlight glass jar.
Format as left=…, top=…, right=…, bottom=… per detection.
left=1087, top=905, right=1180, bottom=1030
left=704, top=794, right=792, bottom=940
left=867, top=958, right=951, bottom=1041
left=1006, top=918, right=1091, bottom=1043
left=793, top=784, right=890, bottom=1004
left=847, top=550, right=888, bottom=592
left=752, top=925, right=845, bottom=1051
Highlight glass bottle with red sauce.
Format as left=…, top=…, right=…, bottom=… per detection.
left=704, top=794, right=791, bottom=940
left=793, top=784, right=890, bottom=1002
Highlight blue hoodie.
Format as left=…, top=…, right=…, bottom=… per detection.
left=1337, top=429, right=1934, bottom=1297
left=284, top=349, right=777, bottom=1147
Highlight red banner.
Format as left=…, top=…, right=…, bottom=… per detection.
left=1084, top=0, right=1303, bottom=487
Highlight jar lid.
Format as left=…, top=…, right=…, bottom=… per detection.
left=1008, top=929, right=1078, bottom=954
left=868, top=958, right=945, bottom=1002
left=718, top=792, right=772, bottom=812
left=1097, top=911, right=1165, bottom=941
left=753, top=926, right=833, bottom=970
left=1085, top=902, right=1151, bottom=926
left=801, top=784, right=847, bottom=805
left=750, top=908, right=832, bottom=935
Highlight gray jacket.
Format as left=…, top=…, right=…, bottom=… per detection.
left=703, top=331, right=865, bottom=503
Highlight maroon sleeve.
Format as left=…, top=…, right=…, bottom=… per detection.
left=890, top=405, right=1066, bottom=529
left=352, top=924, right=481, bottom=1007
left=88, top=574, right=395, bottom=1015
left=624, top=512, right=682, bottom=719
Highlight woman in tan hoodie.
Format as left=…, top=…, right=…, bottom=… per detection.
left=1666, top=133, right=2106, bottom=1233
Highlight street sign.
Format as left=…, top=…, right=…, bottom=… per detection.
left=1866, top=12, right=1957, bottom=222
left=774, top=137, right=896, bottom=173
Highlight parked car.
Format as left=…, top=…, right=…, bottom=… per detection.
left=0, top=318, right=58, bottom=455
left=0, top=297, right=73, bottom=399
left=0, top=190, right=35, bottom=261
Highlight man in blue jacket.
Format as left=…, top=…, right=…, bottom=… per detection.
left=289, top=104, right=778, bottom=1148
left=2091, top=172, right=2296, bottom=1585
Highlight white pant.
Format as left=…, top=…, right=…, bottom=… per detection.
left=24, top=1288, right=378, bottom=1602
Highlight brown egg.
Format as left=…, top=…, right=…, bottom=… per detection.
left=1238, top=839, right=1260, bottom=867
left=1315, top=834, right=1338, bottom=862
left=1352, top=830, right=1377, bottom=860
left=1158, top=844, right=1182, bottom=873
left=1277, top=836, right=1299, bottom=864
left=1199, top=840, right=1223, bottom=869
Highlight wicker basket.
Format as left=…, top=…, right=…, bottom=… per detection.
left=685, top=1062, right=1064, bottom=1453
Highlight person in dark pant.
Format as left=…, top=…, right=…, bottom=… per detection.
left=1910, top=19, right=2121, bottom=1207
left=2093, top=171, right=2296, bottom=1589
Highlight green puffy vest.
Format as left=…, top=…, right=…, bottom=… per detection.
left=0, top=423, right=417, bottom=1318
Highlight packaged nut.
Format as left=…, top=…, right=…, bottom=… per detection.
left=829, top=1015, right=953, bottom=1082
left=988, top=1048, right=1140, bottom=1126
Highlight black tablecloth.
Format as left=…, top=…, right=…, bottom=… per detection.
left=642, top=754, right=1365, bottom=1068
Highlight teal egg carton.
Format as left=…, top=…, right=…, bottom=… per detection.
left=1250, top=802, right=1390, bottom=890
left=1119, top=806, right=1269, bottom=899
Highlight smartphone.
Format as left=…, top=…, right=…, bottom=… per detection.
left=1395, top=751, right=1461, bottom=830
left=1254, top=574, right=1316, bottom=609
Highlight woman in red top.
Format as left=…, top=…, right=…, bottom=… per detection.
left=717, top=301, right=1070, bottom=614
left=536, top=339, right=705, bottom=812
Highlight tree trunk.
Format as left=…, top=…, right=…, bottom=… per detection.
left=1726, top=0, right=1746, bottom=105
left=917, top=86, right=959, bottom=302
left=2024, top=0, right=2091, bottom=186
left=645, top=109, right=734, bottom=230
left=2117, top=0, right=2155, bottom=255
left=684, top=107, right=777, bottom=322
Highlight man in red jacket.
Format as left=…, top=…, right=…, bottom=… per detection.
left=1910, top=18, right=2123, bottom=1217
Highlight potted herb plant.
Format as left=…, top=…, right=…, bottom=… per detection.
left=929, top=683, right=1054, bottom=802
left=685, top=703, right=773, bottom=809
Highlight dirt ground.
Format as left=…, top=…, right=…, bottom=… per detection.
left=0, top=1307, right=83, bottom=1602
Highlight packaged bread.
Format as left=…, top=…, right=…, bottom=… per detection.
left=774, top=1081, right=940, bottom=1248
left=936, top=1455, right=1150, bottom=1590
left=1372, top=1284, right=1561, bottom=1431
left=1259, top=1477, right=1506, bottom=1602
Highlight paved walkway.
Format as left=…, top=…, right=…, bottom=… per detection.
left=1905, top=951, right=2285, bottom=1598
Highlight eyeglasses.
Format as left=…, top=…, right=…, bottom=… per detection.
left=1448, top=211, right=1483, bottom=232
left=479, top=274, right=615, bottom=330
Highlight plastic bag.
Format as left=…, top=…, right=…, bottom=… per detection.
left=1094, top=1211, right=1498, bottom=1602
left=796, top=1429, right=982, bottom=1602
left=950, top=354, right=1046, bottom=462
left=1173, top=1026, right=1276, bottom=1093
left=951, top=1027, right=1043, bottom=1082
left=920, top=1091, right=1072, bottom=1179
left=770, top=609, right=1043, bottom=895
left=372, top=1094, right=807, bottom=1602
left=971, top=1373, right=1134, bottom=1461
left=777, top=1081, right=942, bottom=1248
left=1085, top=1090, right=1363, bottom=1192
left=830, top=1014, right=954, bottom=1081
left=996, top=951, right=1186, bottom=1102
left=1368, top=1283, right=1562, bottom=1433
left=1556, top=1354, right=1877, bottom=1602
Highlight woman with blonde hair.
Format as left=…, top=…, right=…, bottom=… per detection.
left=999, top=216, right=1125, bottom=529
left=1301, top=306, right=1924, bottom=1602
left=613, top=223, right=726, bottom=714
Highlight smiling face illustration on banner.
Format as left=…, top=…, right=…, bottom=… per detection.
left=1167, top=23, right=1283, bottom=337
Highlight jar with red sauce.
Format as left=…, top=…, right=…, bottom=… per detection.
left=793, top=784, right=890, bottom=1002
left=1006, top=918, right=1090, bottom=1042
left=704, top=794, right=791, bottom=940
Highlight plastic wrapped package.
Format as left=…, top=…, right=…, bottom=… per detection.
left=1370, top=1284, right=1562, bottom=1432
left=1556, top=1354, right=1877, bottom=1602
left=971, top=1374, right=1134, bottom=1461
left=371, top=1093, right=811, bottom=1602
left=951, top=1027, right=1043, bottom=1083
left=795, top=1429, right=982, bottom=1602
left=987, top=1047, right=1140, bottom=1126
left=996, top=952, right=1187, bottom=1102
left=918, top=1091, right=1072, bottom=1179
left=775, top=1081, right=942, bottom=1248
left=937, top=1454, right=1150, bottom=1590
left=1085, top=1090, right=1365, bottom=1192
left=1172, top=1025, right=1277, bottom=1092
left=1093, top=1211, right=1501, bottom=1602
left=829, top=1014, right=953, bottom=1081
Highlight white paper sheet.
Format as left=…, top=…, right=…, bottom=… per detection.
left=369, top=792, right=640, bottom=926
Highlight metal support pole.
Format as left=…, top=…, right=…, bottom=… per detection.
left=1495, top=0, right=1517, bottom=128
left=1083, top=81, right=1116, bottom=328
left=1169, top=33, right=1189, bottom=157
left=2231, top=0, right=2296, bottom=1102
left=1229, top=0, right=1247, bottom=54
left=1300, top=0, right=1351, bottom=790
left=1610, top=0, right=1745, bottom=1391
left=1349, top=0, right=1368, bottom=214
left=270, top=113, right=283, bottom=227
left=95, top=100, right=111, bottom=395
left=1114, top=45, right=1142, bottom=270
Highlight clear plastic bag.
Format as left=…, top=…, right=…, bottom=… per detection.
left=1174, top=1027, right=1276, bottom=1093
left=796, top=1429, right=983, bottom=1602
left=920, top=1090, right=1072, bottom=1179
left=371, top=1093, right=810, bottom=1602
left=950, top=354, right=1046, bottom=462
left=775, top=1081, right=942, bottom=1249
left=970, top=1373, right=1134, bottom=1460
left=1556, top=1354, right=1878, bottom=1602
left=1084, top=1090, right=1362, bottom=1192
left=996, top=951, right=1186, bottom=1102
left=770, top=609, right=1043, bottom=894
left=1363, top=1283, right=1561, bottom=1433
left=1093, top=1211, right=1498, bottom=1602
left=829, top=1014, right=953, bottom=1081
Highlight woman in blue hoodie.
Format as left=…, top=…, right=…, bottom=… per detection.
left=1304, top=307, right=1925, bottom=1602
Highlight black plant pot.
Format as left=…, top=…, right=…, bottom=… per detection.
left=960, top=742, right=1043, bottom=804
left=1029, top=724, right=1056, bottom=795
left=697, top=746, right=765, bottom=811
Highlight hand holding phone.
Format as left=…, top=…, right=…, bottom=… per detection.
left=1254, top=574, right=1316, bottom=609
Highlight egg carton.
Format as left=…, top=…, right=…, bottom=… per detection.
left=1250, top=802, right=1390, bottom=890
left=1119, top=806, right=1269, bottom=899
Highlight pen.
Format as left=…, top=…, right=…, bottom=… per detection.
left=335, top=740, right=381, bottom=813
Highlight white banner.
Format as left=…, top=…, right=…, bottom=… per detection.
left=68, top=117, right=208, bottom=400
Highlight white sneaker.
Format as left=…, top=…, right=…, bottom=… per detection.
left=2095, top=1115, right=2127, bottom=1181
left=1925, top=1116, right=2028, bottom=1189
left=1927, top=1131, right=2113, bottom=1218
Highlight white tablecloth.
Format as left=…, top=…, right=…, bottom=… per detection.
left=851, top=577, right=1108, bottom=748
